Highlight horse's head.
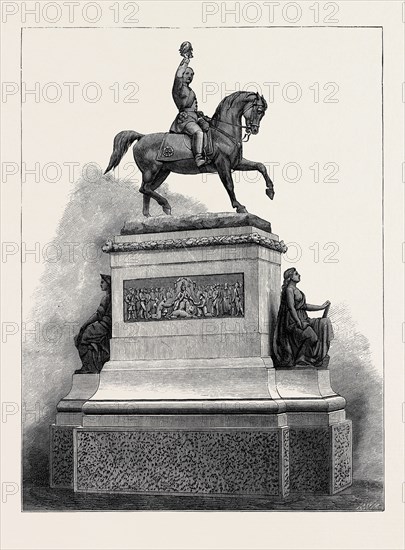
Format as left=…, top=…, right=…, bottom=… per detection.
left=242, top=93, right=268, bottom=136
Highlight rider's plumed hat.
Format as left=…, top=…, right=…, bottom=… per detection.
left=179, top=41, right=193, bottom=58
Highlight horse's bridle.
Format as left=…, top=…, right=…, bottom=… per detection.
left=212, top=117, right=252, bottom=143
left=212, top=94, right=266, bottom=142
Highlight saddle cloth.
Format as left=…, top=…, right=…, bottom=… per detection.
left=156, top=131, right=213, bottom=162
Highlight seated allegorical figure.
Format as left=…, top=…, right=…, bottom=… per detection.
left=273, top=267, right=334, bottom=368
left=74, top=274, right=112, bottom=374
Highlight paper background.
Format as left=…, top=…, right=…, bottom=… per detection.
left=1, top=1, right=404, bottom=549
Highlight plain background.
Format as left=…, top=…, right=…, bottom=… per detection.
left=1, top=1, right=404, bottom=549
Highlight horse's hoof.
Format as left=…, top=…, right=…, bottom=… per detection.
left=236, top=205, right=248, bottom=214
left=163, top=206, right=172, bottom=215
left=266, top=188, right=275, bottom=200
left=143, top=213, right=151, bottom=218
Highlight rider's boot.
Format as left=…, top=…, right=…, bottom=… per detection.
left=192, top=131, right=206, bottom=167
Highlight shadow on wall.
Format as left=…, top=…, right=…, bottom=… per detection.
left=22, top=175, right=207, bottom=486
left=22, top=176, right=383, bottom=487
left=329, top=303, right=383, bottom=483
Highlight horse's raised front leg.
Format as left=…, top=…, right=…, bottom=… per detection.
left=235, top=157, right=275, bottom=200
left=216, top=160, right=248, bottom=214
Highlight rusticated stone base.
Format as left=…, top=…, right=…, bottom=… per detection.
left=50, top=425, right=74, bottom=489
left=289, top=420, right=352, bottom=495
left=74, top=427, right=290, bottom=497
left=331, top=422, right=353, bottom=494
left=51, top=420, right=351, bottom=497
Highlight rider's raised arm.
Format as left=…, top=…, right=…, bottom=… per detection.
left=176, top=57, right=190, bottom=78
left=173, top=57, right=189, bottom=94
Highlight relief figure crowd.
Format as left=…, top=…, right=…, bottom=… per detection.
left=124, top=278, right=244, bottom=321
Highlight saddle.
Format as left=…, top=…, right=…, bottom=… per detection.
left=156, top=129, right=214, bottom=163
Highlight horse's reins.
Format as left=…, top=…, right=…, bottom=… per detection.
left=210, top=123, right=243, bottom=146
left=211, top=102, right=261, bottom=143
left=211, top=119, right=251, bottom=143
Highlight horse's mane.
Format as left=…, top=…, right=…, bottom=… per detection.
left=211, top=91, right=258, bottom=120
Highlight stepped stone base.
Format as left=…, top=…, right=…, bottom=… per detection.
left=50, top=214, right=352, bottom=498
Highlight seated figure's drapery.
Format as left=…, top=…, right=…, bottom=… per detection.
left=273, top=288, right=333, bottom=368
left=75, top=294, right=112, bottom=373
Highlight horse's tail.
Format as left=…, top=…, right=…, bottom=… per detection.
left=104, top=130, right=144, bottom=174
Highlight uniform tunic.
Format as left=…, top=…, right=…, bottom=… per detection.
left=169, top=67, right=201, bottom=135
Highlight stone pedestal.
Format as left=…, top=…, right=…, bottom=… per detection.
left=50, top=213, right=352, bottom=498
left=276, top=369, right=352, bottom=494
left=50, top=374, right=99, bottom=489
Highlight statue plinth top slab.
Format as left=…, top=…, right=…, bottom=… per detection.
left=121, top=212, right=273, bottom=236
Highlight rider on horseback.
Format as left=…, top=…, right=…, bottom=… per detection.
left=170, top=42, right=210, bottom=168
left=104, top=42, right=274, bottom=217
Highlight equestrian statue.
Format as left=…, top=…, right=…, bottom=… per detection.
left=104, top=41, right=275, bottom=217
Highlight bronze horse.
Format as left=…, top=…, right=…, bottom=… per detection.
left=104, top=91, right=275, bottom=216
